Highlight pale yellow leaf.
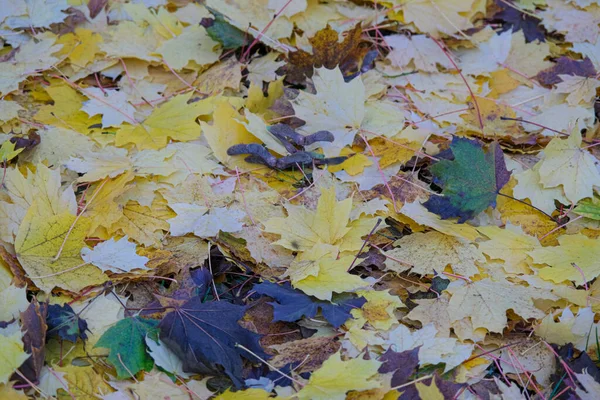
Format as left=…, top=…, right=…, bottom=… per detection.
left=15, top=200, right=107, bottom=292
left=385, top=231, right=483, bottom=277
left=529, top=233, right=600, bottom=285
left=0, top=323, right=29, bottom=385
left=294, top=253, right=366, bottom=301
left=264, top=187, right=375, bottom=253
left=447, top=279, right=556, bottom=333
left=538, top=128, right=600, bottom=203
left=296, top=351, right=381, bottom=400
left=399, top=202, right=481, bottom=241
left=293, top=67, right=365, bottom=157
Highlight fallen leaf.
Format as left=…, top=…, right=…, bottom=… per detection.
left=378, top=347, right=419, bottom=387
left=384, top=231, right=483, bottom=277
left=15, top=200, right=107, bottom=292
left=424, top=138, right=511, bottom=222
left=116, top=93, right=206, bottom=150
left=295, top=351, right=381, bottom=400
left=447, top=279, right=557, bottom=333
left=264, top=187, right=376, bottom=253
left=0, top=323, right=30, bottom=385
left=159, top=297, right=266, bottom=387
left=254, top=281, right=366, bottom=328
left=529, top=233, right=600, bottom=285
left=81, top=236, right=149, bottom=273
left=286, top=24, right=364, bottom=84
left=292, top=67, right=365, bottom=156
left=537, top=128, right=600, bottom=203
left=94, top=316, right=158, bottom=379
left=46, top=303, right=89, bottom=343
left=145, top=337, right=191, bottom=378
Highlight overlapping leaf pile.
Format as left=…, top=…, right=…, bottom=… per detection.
left=2, top=0, right=600, bottom=398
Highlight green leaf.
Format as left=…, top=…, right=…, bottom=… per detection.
left=94, top=317, right=158, bottom=379
left=424, top=138, right=511, bottom=223
left=201, top=13, right=247, bottom=50
left=574, top=197, right=600, bottom=220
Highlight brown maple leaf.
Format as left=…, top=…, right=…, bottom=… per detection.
left=286, top=24, right=369, bottom=84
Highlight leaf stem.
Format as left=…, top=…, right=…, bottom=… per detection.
left=388, top=374, right=433, bottom=391
left=235, top=344, right=305, bottom=386
left=348, top=218, right=382, bottom=272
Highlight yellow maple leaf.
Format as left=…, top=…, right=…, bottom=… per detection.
left=362, top=100, right=406, bottom=138
left=447, top=279, right=556, bottom=333
left=216, top=388, right=272, bottom=400
left=35, top=83, right=101, bottom=133
left=416, top=379, right=445, bottom=400
left=296, top=351, right=381, bottom=400
left=385, top=231, right=484, bottom=277
left=497, top=179, right=560, bottom=246
left=407, top=294, right=453, bottom=336
left=294, top=252, right=366, bottom=301
left=109, top=198, right=174, bottom=247
left=194, top=58, right=243, bottom=95
left=529, top=233, right=600, bottom=285
left=246, top=78, right=284, bottom=118
left=55, top=364, right=114, bottom=399
left=460, top=97, right=522, bottom=138
left=156, top=25, right=219, bottom=70
left=328, top=152, right=373, bottom=176
left=537, top=128, right=600, bottom=203
left=264, top=187, right=376, bottom=253
left=399, top=201, right=481, bottom=241
left=0, top=34, right=62, bottom=95
left=367, top=136, right=420, bottom=169
left=293, top=67, right=365, bottom=157
left=0, top=100, right=23, bottom=123
left=554, top=75, right=600, bottom=106
left=477, top=224, right=540, bottom=274
left=0, top=383, right=28, bottom=399
left=0, top=323, right=30, bottom=385
left=391, top=0, right=478, bottom=37
left=536, top=307, right=594, bottom=350
left=0, top=140, right=24, bottom=162
left=20, top=126, right=95, bottom=167
left=0, top=164, right=77, bottom=244
left=513, top=163, right=569, bottom=215
left=99, top=21, right=160, bottom=62
left=129, top=372, right=197, bottom=399
left=116, top=93, right=206, bottom=150
left=488, top=69, right=522, bottom=97
left=15, top=200, right=107, bottom=292
left=352, top=289, right=405, bottom=330
left=55, top=28, right=103, bottom=70
left=201, top=102, right=261, bottom=169
left=0, top=284, right=28, bottom=322
left=124, top=3, right=182, bottom=39
left=82, top=172, right=135, bottom=235
left=286, top=243, right=336, bottom=284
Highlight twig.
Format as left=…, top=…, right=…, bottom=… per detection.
left=236, top=344, right=305, bottom=386
left=348, top=218, right=382, bottom=271
left=53, top=178, right=108, bottom=261
left=497, top=192, right=557, bottom=223
left=360, top=134, right=398, bottom=212
left=389, top=374, right=433, bottom=391
left=430, top=37, right=484, bottom=132
left=241, top=0, right=294, bottom=61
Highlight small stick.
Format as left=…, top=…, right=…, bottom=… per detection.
left=348, top=218, right=382, bottom=271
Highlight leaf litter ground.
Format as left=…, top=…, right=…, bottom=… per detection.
left=1, top=0, right=600, bottom=399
